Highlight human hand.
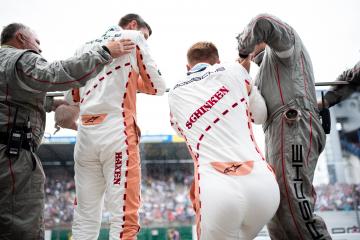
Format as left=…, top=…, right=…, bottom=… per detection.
left=51, top=99, right=69, bottom=111
left=54, top=104, right=80, bottom=131
left=251, top=42, right=266, bottom=58
left=238, top=56, right=251, bottom=73
left=105, top=39, right=135, bottom=58
left=249, top=43, right=266, bottom=65
left=317, top=99, right=329, bottom=110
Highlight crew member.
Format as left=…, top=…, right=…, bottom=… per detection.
left=237, top=14, right=331, bottom=239
left=168, top=41, right=279, bottom=240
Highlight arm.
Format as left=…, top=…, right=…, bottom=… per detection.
left=15, top=39, right=135, bottom=93
left=237, top=13, right=295, bottom=59
left=249, top=86, right=268, bottom=124
left=324, top=60, right=360, bottom=107
left=232, top=62, right=267, bottom=124
left=15, top=45, right=112, bottom=92
left=135, top=34, right=166, bottom=95
left=169, top=111, right=183, bottom=136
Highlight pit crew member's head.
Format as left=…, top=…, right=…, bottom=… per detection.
left=119, top=13, right=152, bottom=40
left=186, top=41, right=220, bottom=71
left=1, top=23, right=42, bottom=54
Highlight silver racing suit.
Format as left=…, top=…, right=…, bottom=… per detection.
left=237, top=14, right=331, bottom=240
left=0, top=45, right=112, bottom=240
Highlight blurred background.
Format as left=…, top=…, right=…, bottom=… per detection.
left=40, top=91, right=360, bottom=239
left=1, top=0, right=360, bottom=239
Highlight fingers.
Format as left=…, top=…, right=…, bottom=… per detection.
left=105, top=39, right=135, bottom=58
left=119, top=38, right=134, bottom=44
left=237, top=57, right=250, bottom=65
left=238, top=56, right=251, bottom=73
left=120, top=39, right=135, bottom=51
left=52, top=99, right=69, bottom=111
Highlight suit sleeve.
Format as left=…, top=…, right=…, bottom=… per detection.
left=15, top=45, right=112, bottom=92
left=63, top=44, right=94, bottom=105
left=248, top=86, right=268, bottom=124
left=134, top=34, right=166, bottom=95
left=237, top=13, right=295, bottom=59
left=230, top=63, right=267, bottom=124
left=62, top=89, right=79, bottom=104
left=169, top=111, right=183, bottom=136
left=324, top=60, right=360, bottom=107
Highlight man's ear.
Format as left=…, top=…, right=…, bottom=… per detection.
left=123, top=20, right=138, bottom=30
left=15, top=32, right=26, bottom=44
left=186, top=64, right=191, bottom=71
left=129, top=20, right=138, bottom=30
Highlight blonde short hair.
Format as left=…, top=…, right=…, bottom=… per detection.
left=187, top=41, right=219, bottom=66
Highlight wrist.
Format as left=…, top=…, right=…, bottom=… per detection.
left=102, top=45, right=111, bottom=54
left=239, top=53, right=249, bottom=59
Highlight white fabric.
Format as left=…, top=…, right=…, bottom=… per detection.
left=68, top=26, right=166, bottom=240
left=169, top=62, right=268, bottom=164
left=72, top=113, right=128, bottom=240
left=168, top=62, right=279, bottom=240
left=200, top=161, right=280, bottom=240
left=65, top=26, right=166, bottom=114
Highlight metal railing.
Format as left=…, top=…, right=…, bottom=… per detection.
left=46, top=81, right=350, bottom=98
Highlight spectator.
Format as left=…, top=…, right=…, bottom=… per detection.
left=43, top=168, right=360, bottom=227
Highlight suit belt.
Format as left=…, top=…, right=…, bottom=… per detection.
left=263, top=97, right=319, bottom=133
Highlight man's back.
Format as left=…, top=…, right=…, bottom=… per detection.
left=169, top=61, right=279, bottom=240
left=169, top=62, right=265, bottom=165
left=66, top=26, right=165, bottom=116
left=68, top=25, right=166, bottom=240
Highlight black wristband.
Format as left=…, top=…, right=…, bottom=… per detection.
left=102, top=45, right=111, bottom=54
left=239, top=53, right=249, bottom=59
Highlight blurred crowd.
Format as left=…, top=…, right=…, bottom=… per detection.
left=44, top=171, right=75, bottom=228
left=43, top=168, right=360, bottom=228
left=140, top=175, right=195, bottom=226
left=315, top=183, right=360, bottom=211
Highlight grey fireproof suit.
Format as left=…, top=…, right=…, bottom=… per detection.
left=237, top=14, right=331, bottom=240
left=0, top=45, right=112, bottom=240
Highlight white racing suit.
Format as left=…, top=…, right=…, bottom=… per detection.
left=64, top=26, right=166, bottom=240
left=168, top=62, right=280, bottom=240
left=237, top=14, right=331, bottom=240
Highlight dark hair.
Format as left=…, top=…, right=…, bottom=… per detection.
left=1, top=23, right=28, bottom=45
left=118, top=13, right=152, bottom=36
left=187, top=41, right=219, bottom=66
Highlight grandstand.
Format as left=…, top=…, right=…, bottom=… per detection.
left=40, top=129, right=360, bottom=239
left=36, top=90, right=360, bottom=240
